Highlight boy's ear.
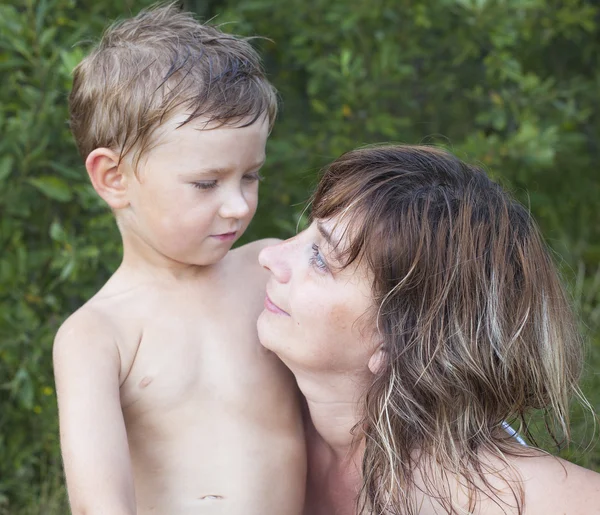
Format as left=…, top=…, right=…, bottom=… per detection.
left=368, top=344, right=388, bottom=375
left=85, top=148, right=130, bottom=209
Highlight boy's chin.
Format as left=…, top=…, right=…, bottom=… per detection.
left=190, top=248, right=233, bottom=267
left=167, top=247, right=229, bottom=268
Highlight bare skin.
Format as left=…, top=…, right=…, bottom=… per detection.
left=53, top=116, right=306, bottom=515
left=304, top=411, right=600, bottom=515
left=54, top=243, right=305, bottom=515
left=256, top=225, right=600, bottom=515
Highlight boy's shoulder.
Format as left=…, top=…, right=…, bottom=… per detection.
left=53, top=300, right=121, bottom=355
left=53, top=287, right=147, bottom=386
left=55, top=270, right=157, bottom=341
left=52, top=301, right=123, bottom=383
left=229, top=238, right=281, bottom=268
left=52, top=272, right=145, bottom=359
left=221, top=238, right=281, bottom=296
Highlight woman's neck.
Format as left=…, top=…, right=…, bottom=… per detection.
left=296, top=367, right=367, bottom=455
left=294, top=367, right=370, bottom=514
left=304, top=419, right=364, bottom=515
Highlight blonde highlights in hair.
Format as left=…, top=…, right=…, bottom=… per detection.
left=69, top=3, right=277, bottom=168
left=311, top=145, right=586, bottom=514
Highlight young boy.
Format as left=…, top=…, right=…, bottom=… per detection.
left=53, top=5, right=305, bottom=515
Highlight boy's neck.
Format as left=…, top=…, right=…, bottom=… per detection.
left=117, top=234, right=221, bottom=285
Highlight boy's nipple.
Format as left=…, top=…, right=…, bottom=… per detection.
left=139, top=376, right=153, bottom=388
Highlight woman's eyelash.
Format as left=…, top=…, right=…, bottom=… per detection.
left=192, top=181, right=217, bottom=190
left=309, top=244, right=328, bottom=272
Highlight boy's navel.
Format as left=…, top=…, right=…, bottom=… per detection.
left=199, top=495, right=224, bottom=501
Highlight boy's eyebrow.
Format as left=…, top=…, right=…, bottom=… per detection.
left=252, top=158, right=266, bottom=170
left=182, top=160, right=266, bottom=176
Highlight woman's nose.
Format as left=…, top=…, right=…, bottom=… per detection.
left=259, top=240, right=291, bottom=283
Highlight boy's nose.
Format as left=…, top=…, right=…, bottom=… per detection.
left=259, top=240, right=291, bottom=284
left=219, top=188, right=251, bottom=219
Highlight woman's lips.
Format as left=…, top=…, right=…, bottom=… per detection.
left=264, top=293, right=290, bottom=316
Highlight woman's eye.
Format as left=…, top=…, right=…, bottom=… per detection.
left=193, top=181, right=217, bottom=190
left=243, top=172, right=264, bottom=182
left=309, top=244, right=328, bottom=272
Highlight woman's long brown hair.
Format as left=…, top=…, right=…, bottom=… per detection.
left=311, top=145, right=587, bottom=514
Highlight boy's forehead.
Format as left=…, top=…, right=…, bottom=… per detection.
left=142, top=111, right=268, bottom=169
left=156, top=110, right=269, bottom=142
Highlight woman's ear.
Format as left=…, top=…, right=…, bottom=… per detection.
left=85, top=148, right=130, bottom=209
left=368, top=344, right=388, bottom=375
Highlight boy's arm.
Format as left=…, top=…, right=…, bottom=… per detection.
left=53, top=310, right=136, bottom=515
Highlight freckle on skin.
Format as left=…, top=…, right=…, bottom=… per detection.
left=330, top=305, right=350, bottom=331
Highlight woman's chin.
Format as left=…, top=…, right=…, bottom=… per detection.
left=257, top=310, right=277, bottom=352
left=257, top=312, right=299, bottom=370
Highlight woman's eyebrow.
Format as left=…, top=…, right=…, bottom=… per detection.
left=316, top=222, right=346, bottom=265
left=316, top=221, right=334, bottom=247
left=316, top=221, right=344, bottom=256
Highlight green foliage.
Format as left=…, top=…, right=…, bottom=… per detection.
left=1, top=0, right=599, bottom=512
left=0, top=0, right=155, bottom=511
left=226, top=0, right=600, bottom=252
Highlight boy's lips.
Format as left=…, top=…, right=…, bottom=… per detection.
left=210, top=231, right=237, bottom=241
left=264, top=293, right=290, bottom=316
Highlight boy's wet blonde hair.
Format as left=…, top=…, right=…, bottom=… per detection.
left=69, top=3, right=277, bottom=168
left=311, top=145, right=589, bottom=514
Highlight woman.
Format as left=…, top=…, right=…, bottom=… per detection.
left=258, top=145, right=600, bottom=514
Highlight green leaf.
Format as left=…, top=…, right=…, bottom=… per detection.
left=311, top=99, right=328, bottom=115
left=0, top=155, right=13, bottom=182
left=38, top=27, right=58, bottom=50
left=46, top=160, right=83, bottom=180
left=12, top=368, right=34, bottom=410
left=27, top=176, right=73, bottom=202
left=49, top=220, right=66, bottom=242
left=340, top=48, right=352, bottom=76
left=59, top=258, right=75, bottom=281
left=60, top=48, right=85, bottom=75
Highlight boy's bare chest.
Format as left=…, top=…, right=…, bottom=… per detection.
left=119, top=304, right=281, bottom=411
left=117, top=314, right=304, bottom=515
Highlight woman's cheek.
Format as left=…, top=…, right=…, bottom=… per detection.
left=298, top=291, right=329, bottom=328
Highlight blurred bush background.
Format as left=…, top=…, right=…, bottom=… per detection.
left=1, top=0, right=599, bottom=512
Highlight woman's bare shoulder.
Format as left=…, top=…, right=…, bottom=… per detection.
left=413, top=449, right=600, bottom=515
left=512, top=452, right=600, bottom=515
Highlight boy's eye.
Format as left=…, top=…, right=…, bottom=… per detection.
left=193, top=181, right=217, bottom=190
left=243, top=172, right=264, bottom=182
left=308, top=244, right=328, bottom=272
